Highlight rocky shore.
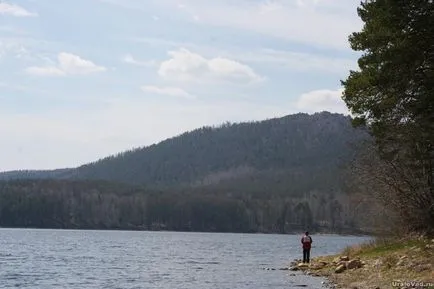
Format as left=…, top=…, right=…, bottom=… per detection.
left=287, top=237, right=433, bottom=289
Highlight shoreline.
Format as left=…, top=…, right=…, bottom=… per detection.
left=288, top=237, right=434, bottom=289
left=0, top=226, right=370, bottom=236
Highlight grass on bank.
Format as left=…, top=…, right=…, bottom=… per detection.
left=310, top=236, right=434, bottom=289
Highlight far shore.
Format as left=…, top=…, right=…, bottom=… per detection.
left=0, top=226, right=372, bottom=236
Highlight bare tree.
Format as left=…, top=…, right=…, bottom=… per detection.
left=348, top=140, right=433, bottom=236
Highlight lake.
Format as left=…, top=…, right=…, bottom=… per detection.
left=0, top=229, right=371, bottom=289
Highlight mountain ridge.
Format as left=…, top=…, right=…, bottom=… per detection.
left=0, top=111, right=366, bottom=189
left=0, top=111, right=375, bottom=234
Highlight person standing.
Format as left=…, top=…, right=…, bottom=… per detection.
left=301, top=231, right=313, bottom=263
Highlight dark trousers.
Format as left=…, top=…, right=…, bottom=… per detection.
left=303, top=248, right=310, bottom=263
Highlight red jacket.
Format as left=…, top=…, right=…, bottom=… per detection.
left=301, top=235, right=312, bottom=249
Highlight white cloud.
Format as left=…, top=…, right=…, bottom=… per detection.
left=295, top=88, right=349, bottom=114
left=0, top=81, right=47, bottom=93
left=0, top=2, right=37, bottom=17
left=25, top=52, right=106, bottom=76
left=122, top=54, right=157, bottom=67
left=155, top=0, right=361, bottom=50
left=235, top=48, right=356, bottom=74
left=58, top=53, right=106, bottom=74
left=158, top=48, right=263, bottom=83
left=141, top=85, right=194, bottom=99
left=132, top=37, right=357, bottom=75
left=25, top=66, right=65, bottom=76
left=0, top=38, right=29, bottom=60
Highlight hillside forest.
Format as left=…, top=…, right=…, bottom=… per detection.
left=0, top=113, right=376, bottom=234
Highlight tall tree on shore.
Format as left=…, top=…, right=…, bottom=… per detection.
left=342, top=0, right=434, bottom=235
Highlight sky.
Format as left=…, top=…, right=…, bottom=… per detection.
left=0, top=0, right=363, bottom=171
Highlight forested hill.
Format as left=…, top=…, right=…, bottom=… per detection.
left=0, top=112, right=368, bottom=189
left=0, top=112, right=375, bottom=234
left=75, top=112, right=367, bottom=187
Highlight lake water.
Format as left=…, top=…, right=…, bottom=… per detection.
left=0, top=229, right=370, bottom=289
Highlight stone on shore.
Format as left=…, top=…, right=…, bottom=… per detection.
left=346, top=259, right=362, bottom=269
left=298, top=238, right=434, bottom=289
left=335, top=264, right=346, bottom=273
left=309, top=261, right=327, bottom=270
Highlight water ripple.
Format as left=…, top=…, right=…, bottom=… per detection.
left=0, top=229, right=370, bottom=289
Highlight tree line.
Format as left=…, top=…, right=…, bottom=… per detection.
left=0, top=179, right=369, bottom=234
